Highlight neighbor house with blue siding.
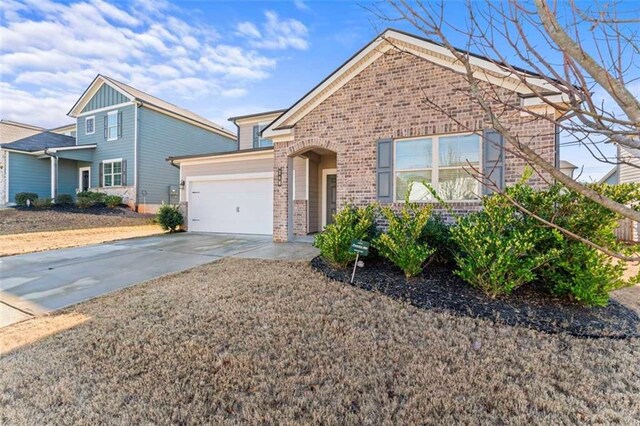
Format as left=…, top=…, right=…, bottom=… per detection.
left=1, top=75, right=237, bottom=212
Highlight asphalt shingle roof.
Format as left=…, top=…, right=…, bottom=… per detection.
left=0, top=131, right=76, bottom=152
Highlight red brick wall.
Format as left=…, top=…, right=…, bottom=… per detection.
left=273, top=50, right=556, bottom=241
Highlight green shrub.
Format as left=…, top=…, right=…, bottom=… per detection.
left=451, top=194, right=558, bottom=298
left=374, top=194, right=436, bottom=278
left=76, top=191, right=106, bottom=203
left=32, top=197, right=53, bottom=209
left=54, top=194, right=73, bottom=204
left=507, top=181, right=640, bottom=306
left=104, top=195, right=122, bottom=208
left=15, top=192, right=38, bottom=206
left=76, top=196, right=94, bottom=208
left=157, top=204, right=183, bottom=233
left=313, top=204, right=377, bottom=267
left=422, top=214, right=456, bottom=264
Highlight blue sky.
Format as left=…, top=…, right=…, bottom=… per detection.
left=1, top=0, right=635, bottom=180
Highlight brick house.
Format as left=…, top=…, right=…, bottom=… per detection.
left=169, top=29, right=560, bottom=242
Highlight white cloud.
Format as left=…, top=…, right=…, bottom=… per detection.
left=238, top=10, right=309, bottom=50
left=236, top=22, right=261, bottom=39
left=293, top=0, right=310, bottom=11
left=0, top=0, right=306, bottom=128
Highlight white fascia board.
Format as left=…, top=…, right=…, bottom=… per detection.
left=77, top=102, right=135, bottom=117
left=48, top=144, right=97, bottom=153
left=234, top=112, right=284, bottom=126
left=173, top=150, right=274, bottom=166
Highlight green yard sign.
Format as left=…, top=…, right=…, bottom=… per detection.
left=349, top=239, right=370, bottom=256
left=349, top=239, right=369, bottom=283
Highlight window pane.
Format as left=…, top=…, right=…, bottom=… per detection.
left=113, top=162, right=122, bottom=173
left=395, top=138, right=432, bottom=170
left=438, top=168, right=478, bottom=200
left=108, top=113, right=118, bottom=127
left=259, top=138, right=273, bottom=147
left=108, top=127, right=117, bottom=140
left=395, top=171, right=432, bottom=201
left=104, top=163, right=112, bottom=174
left=104, top=175, right=112, bottom=187
left=439, top=134, right=480, bottom=167
left=114, top=174, right=122, bottom=186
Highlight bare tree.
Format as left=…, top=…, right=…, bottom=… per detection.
left=369, top=0, right=640, bottom=228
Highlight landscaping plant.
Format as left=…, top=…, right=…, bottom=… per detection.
left=374, top=187, right=436, bottom=277
left=76, top=196, right=94, bottom=208
left=15, top=192, right=38, bottom=206
left=104, top=195, right=123, bottom=208
left=451, top=194, right=558, bottom=298
left=421, top=214, right=456, bottom=264
left=508, top=181, right=640, bottom=306
left=32, top=197, right=53, bottom=209
left=157, top=204, right=184, bottom=233
left=54, top=194, right=73, bottom=205
left=313, top=203, right=377, bottom=267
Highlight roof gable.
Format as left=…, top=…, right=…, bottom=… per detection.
left=68, top=74, right=235, bottom=139
left=82, top=83, right=130, bottom=113
left=263, top=28, right=560, bottom=138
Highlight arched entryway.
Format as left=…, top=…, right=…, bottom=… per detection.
left=283, top=144, right=337, bottom=242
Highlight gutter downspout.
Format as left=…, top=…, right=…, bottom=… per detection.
left=134, top=100, right=141, bottom=211
left=44, top=148, right=58, bottom=200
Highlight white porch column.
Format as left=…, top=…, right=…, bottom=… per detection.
left=50, top=156, right=58, bottom=199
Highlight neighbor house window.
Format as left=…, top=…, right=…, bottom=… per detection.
left=394, top=133, right=480, bottom=201
left=85, top=116, right=95, bottom=135
left=107, top=111, right=118, bottom=141
left=103, top=160, right=122, bottom=187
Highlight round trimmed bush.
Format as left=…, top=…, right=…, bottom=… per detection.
left=55, top=194, right=74, bottom=205
left=157, top=205, right=183, bottom=233
left=104, top=195, right=123, bottom=208
left=15, top=192, right=38, bottom=206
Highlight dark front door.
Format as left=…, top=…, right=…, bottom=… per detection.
left=326, top=174, right=337, bottom=225
left=81, top=170, right=90, bottom=192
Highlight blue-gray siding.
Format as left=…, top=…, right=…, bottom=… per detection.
left=76, top=104, right=135, bottom=187
left=137, top=107, right=236, bottom=204
left=82, top=84, right=129, bottom=113
left=58, top=159, right=78, bottom=197
left=8, top=152, right=50, bottom=201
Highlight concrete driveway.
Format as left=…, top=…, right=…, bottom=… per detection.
left=0, top=233, right=318, bottom=328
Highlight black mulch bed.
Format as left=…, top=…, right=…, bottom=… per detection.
left=10, top=204, right=151, bottom=218
left=311, top=256, right=640, bottom=339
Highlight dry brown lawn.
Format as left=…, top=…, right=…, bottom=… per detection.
left=0, top=224, right=163, bottom=256
left=1, top=258, right=638, bottom=424
left=0, top=208, right=153, bottom=235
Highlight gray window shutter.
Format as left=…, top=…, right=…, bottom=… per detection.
left=117, top=111, right=123, bottom=138
left=376, top=138, right=394, bottom=203
left=252, top=125, right=259, bottom=148
left=121, top=160, right=127, bottom=186
left=483, top=129, right=505, bottom=194
left=99, top=162, right=104, bottom=187
left=103, top=116, right=108, bottom=139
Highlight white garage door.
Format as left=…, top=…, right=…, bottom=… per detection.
left=188, top=174, right=273, bottom=235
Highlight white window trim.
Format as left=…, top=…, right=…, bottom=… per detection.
left=393, top=132, right=482, bottom=203
left=78, top=167, right=91, bottom=192
left=85, top=116, right=95, bottom=135
left=102, top=158, right=123, bottom=187
left=107, top=110, right=118, bottom=141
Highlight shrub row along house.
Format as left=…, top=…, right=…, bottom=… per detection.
left=169, top=29, right=561, bottom=241
left=0, top=75, right=236, bottom=213
left=3, top=29, right=563, bottom=232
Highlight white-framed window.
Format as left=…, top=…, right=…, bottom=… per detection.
left=85, top=116, right=95, bottom=135
left=103, top=159, right=122, bottom=187
left=252, top=123, right=273, bottom=148
left=394, top=133, right=480, bottom=202
left=107, top=111, right=118, bottom=141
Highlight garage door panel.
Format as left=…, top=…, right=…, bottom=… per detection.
left=188, top=176, right=273, bottom=235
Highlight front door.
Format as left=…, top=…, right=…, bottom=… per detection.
left=80, top=169, right=90, bottom=192
left=326, top=174, right=337, bottom=225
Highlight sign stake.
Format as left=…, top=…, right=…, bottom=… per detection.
left=350, top=253, right=359, bottom=284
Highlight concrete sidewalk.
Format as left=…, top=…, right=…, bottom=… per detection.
left=0, top=233, right=318, bottom=328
